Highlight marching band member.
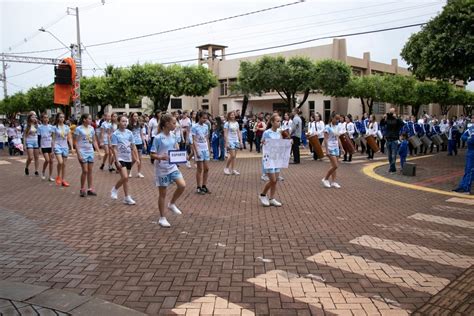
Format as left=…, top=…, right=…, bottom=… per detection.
left=354, top=116, right=366, bottom=154
left=308, top=114, right=317, bottom=160
left=365, top=115, right=378, bottom=160
left=453, top=115, right=474, bottom=194
left=447, top=120, right=459, bottom=156
left=430, top=119, right=441, bottom=153
left=343, top=115, right=355, bottom=162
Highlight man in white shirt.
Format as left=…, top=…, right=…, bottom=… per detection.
left=148, top=110, right=161, bottom=164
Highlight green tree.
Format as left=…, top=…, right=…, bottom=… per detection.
left=381, top=74, right=417, bottom=114
left=81, top=76, right=110, bottom=111
left=104, top=65, right=136, bottom=108
left=401, top=0, right=474, bottom=83
left=0, top=92, right=28, bottom=119
left=26, top=85, right=54, bottom=114
left=231, top=60, right=262, bottom=115
left=313, top=59, right=352, bottom=97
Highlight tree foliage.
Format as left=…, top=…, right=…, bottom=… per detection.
left=401, top=0, right=474, bottom=83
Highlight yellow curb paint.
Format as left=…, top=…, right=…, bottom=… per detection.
left=362, top=155, right=474, bottom=200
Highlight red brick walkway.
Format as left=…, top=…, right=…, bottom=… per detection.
left=0, top=149, right=472, bottom=315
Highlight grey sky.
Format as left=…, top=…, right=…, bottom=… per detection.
left=1, top=0, right=450, bottom=99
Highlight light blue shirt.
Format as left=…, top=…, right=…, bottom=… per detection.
left=38, top=124, right=54, bottom=148
left=262, top=129, right=281, bottom=141
left=151, top=132, right=178, bottom=176
left=54, top=125, right=70, bottom=149
left=111, top=129, right=134, bottom=162
left=191, top=123, right=209, bottom=149
left=74, top=125, right=95, bottom=153
left=130, top=126, right=143, bottom=145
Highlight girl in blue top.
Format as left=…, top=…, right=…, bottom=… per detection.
left=150, top=114, right=186, bottom=228
left=259, top=113, right=283, bottom=207
left=99, top=113, right=114, bottom=172
left=52, top=113, right=72, bottom=187
left=127, top=112, right=146, bottom=178
left=74, top=113, right=100, bottom=197
left=38, top=113, right=55, bottom=182
left=192, top=111, right=211, bottom=195
left=111, top=115, right=138, bottom=205
left=23, top=112, right=40, bottom=176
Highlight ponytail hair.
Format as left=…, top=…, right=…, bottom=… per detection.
left=79, top=113, right=90, bottom=125
left=158, top=113, right=174, bottom=133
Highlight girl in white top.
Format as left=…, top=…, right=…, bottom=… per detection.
left=343, top=115, right=355, bottom=162
left=315, top=114, right=325, bottom=142
left=224, top=111, right=243, bottom=175
left=109, top=113, right=119, bottom=172
left=322, top=113, right=345, bottom=189
left=111, top=115, right=138, bottom=205
left=38, top=113, right=55, bottom=181
left=281, top=113, right=292, bottom=133
left=365, top=114, right=378, bottom=160
left=186, top=111, right=197, bottom=168
left=24, top=112, right=40, bottom=176
left=150, top=114, right=186, bottom=228
left=52, top=113, right=73, bottom=187
left=99, top=113, right=113, bottom=172
left=259, top=113, right=284, bottom=207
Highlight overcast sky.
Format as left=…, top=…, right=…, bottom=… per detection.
left=1, top=0, right=454, bottom=99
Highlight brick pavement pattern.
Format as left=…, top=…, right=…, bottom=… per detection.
left=0, top=149, right=473, bottom=315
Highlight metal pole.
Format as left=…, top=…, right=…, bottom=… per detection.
left=1, top=55, right=7, bottom=97
left=74, top=6, right=82, bottom=118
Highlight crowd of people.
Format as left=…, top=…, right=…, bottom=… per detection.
left=0, top=107, right=472, bottom=226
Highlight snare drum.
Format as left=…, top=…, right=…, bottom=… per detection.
left=431, top=134, right=443, bottom=146
left=440, top=133, right=449, bottom=144
left=408, top=135, right=422, bottom=148
left=420, top=135, right=432, bottom=148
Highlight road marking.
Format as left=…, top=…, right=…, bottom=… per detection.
left=373, top=223, right=474, bottom=246
left=16, top=159, right=27, bottom=163
left=0, top=160, right=12, bottom=165
left=246, top=269, right=407, bottom=313
left=362, top=157, right=474, bottom=199
left=307, top=250, right=449, bottom=295
left=172, top=294, right=254, bottom=315
left=349, top=235, right=473, bottom=268
left=408, top=213, right=474, bottom=229
left=446, top=197, right=474, bottom=205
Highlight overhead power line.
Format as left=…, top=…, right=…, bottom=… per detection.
left=86, top=0, right=306, bottom=48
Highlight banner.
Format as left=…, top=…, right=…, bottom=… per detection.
left=263, top=139, right=292, bottom=169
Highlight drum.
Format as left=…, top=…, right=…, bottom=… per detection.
left=408, top=135, right=422, bottom=148
left=431, top=134, right=443, bottom=146
left=365, top=135, right=380, bottom=153
left=339, top=133, right=355, bottom=155
left=440, top=133, right=449, bottom=144
left=420, top=135, right=432, bottom=148
left=308, top=135, right=324, bottom=159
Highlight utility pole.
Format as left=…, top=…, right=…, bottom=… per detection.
left=1, top=54, right=8, bottom=98
left=67, top=6, right=82, bottom=118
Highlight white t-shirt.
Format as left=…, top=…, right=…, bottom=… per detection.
left=324, top=124, right=339, bottom=150
left=224, top=121, right=240, bottom=143
left=111, top=129, right=134, bottom=162
left=148, top=117, right=159, bottom=138
left=0, top=124, right=5, bottom=138
left=316, top=121, right=325, bottom=138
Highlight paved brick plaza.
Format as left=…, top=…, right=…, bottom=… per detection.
left=0, top=149, right=473, bottom=315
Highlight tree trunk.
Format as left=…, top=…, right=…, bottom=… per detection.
left=463, top=105, right=473, bottom=117
left=411, top=104, right=421, bottom=117
left=360, top=97, right=367, bottom=114
left=242, top=95, right=249, bottom=116
left=297, top=89, right=310, bottom=109
left=440, top=104, right=453, bottom=116
left=367, top=99, right=374, bottom=115
left=153, top=95, right=171, bottom=112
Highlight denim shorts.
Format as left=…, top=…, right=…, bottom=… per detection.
left=263, top=167, right=281, bottom=174
left=228, top=141, right=240, bottom=150
left=54, top=147, right=69, bottom=157
left=26, top=139, right=39, bottom=149
left=195, top=150, right=210, bottom=162
left=79, top=151, right=94, bottom=163
left=328, top=148, right=340, bottom=157
left=156, top=170, right=183, bottom=187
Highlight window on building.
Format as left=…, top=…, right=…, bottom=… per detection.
left=324, top=100, right=331, bottom=124
left=202, top=104, right=209, bottom=110
left=220, top=80, right=228, bottom=96
left=352, top=68, right=363, bottom=77
left=308, top=101, right=315, bottom=111
left=372, top=102, right=386, bottom=115
left=170, top=98, right=182, bottom=109
left=202, top=99, right=209, bottom=103
left=273, top=103, right=290, bottom=114
left=223, top=104, right=227, bottom=113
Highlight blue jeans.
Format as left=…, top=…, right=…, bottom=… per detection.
left=387, top=140, right=398, bottom=172
left=212, top=138, right=219, bottom=160
left=400, top=155, right=407, bottom=169
left=456, top=150, right=473, bottom=192
left=448, top=139, right=457, bottom=155
left=218, top=136, right=225, bottom=160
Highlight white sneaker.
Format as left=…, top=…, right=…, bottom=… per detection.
left=123, top=195, right=136, bottom=205
left=278, top=176, right=284, bottom=181
left=232, top=170, right=240, bottom=175
left=224, top=168, right=231, bottom=175
left=111, top=187, right=118, bottom=200
left=159, top=217, right=171, bottom=228
left=331, top=182, right=341, bottom=189
left=49, top=177, right=55, bottom=182
left=259, top=195, right=270, bottom=207
left=261, top=175, right=269, bottom=181
left=321, top=178, right=331, bottom=188
left=186, top=161, right=192, bottom=169
left=137, top=173, right=144, bottom=178
left=129, top=171, right=133, bottom=178
left=168, top=203, right=182, bottom=215
left=269, top=199, right=282, bottom=207
left=41, top=174, right=46, bottom=180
